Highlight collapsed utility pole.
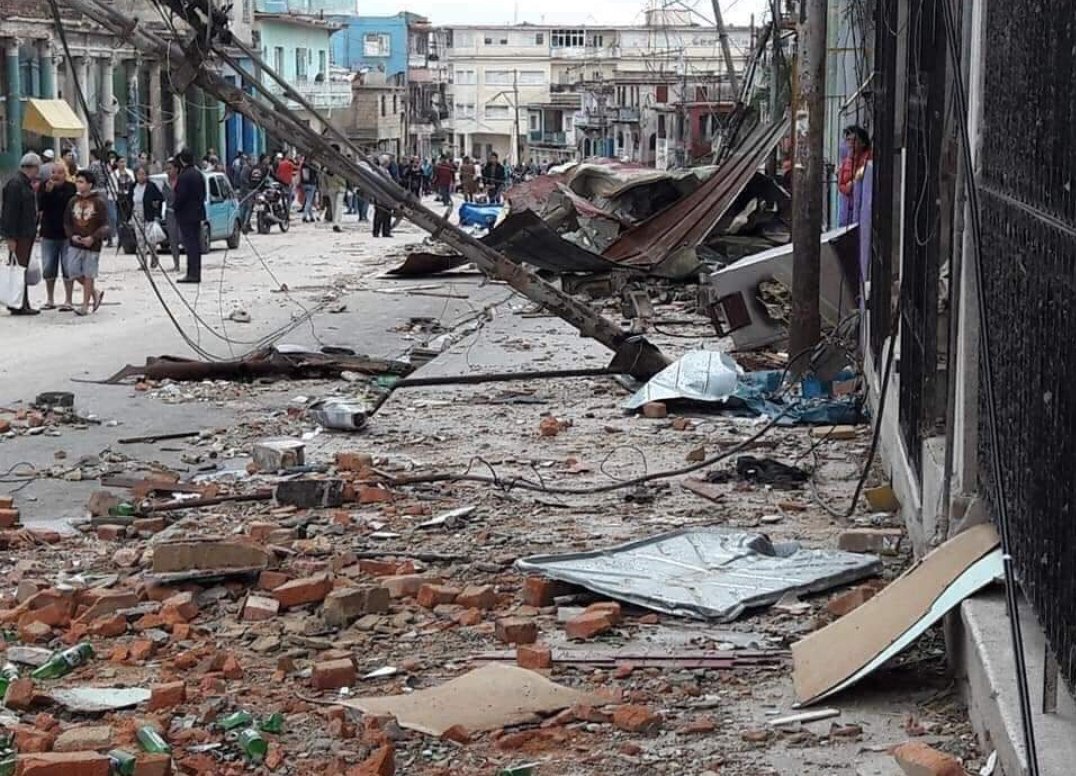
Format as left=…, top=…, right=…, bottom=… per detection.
left=711, top=0, right=741, bottom=95
left=788, top=0, right=828, bottom=357
left=57, top=0, right=670, bottom=380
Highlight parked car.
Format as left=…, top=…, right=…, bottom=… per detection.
left=129, top=171, right=241, bottom=254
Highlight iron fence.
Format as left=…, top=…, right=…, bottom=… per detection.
left=977, top=0, right=1076, bottom=694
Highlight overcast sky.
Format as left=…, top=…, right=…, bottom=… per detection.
left=353, top=0, right=769, bottom=28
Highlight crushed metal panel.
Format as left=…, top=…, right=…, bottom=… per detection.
left=387, top=252, right=471, bottom=276
left=602, top=119, right=791, bottom=269
left=792, top=524, right=1000, bottom=705
left=516, top=528, right=882, bottom=622
left=709, top=224, right=860, bottom=351
left=483, top=211, right=625, bottom=274
left=622, top=350, right=742, bottom=411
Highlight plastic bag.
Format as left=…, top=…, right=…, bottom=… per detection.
left=145, top=219, right=167, bottom=245
left=24, top=254, right=42, bottom=286
left=0, top=255, right=26, bottom=308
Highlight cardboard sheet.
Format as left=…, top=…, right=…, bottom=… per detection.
left=792, top=523, right=1000, bottom=705
left=341, top=664, right=598, bottom=736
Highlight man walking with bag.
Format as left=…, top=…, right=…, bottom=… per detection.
left=173, top=149, right=206, bottom=284
left=1, top=152, right=42, bottom=315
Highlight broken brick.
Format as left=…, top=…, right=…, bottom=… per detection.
left=313, top=658, right=356, bottom=690
left=382, top=575, right=427, bottom=599
left=640, top=402, right=668, bottom=419
left=584, top=601, right=622, bottom=625
left=273, top=574, right=333, bottom=609
left=323, top=586, right=389, bottom=627
left=95, top=525, right=125, bottom=542
left=416, top=584, right=460, bottom=609
left=891, top=741, right=965, bottom=776
left=161, top=591, right=199, bottom=621
left=4, top=677, right=35, bottom=710
left=128, top=640, right=155, bottom=662
left=18, top=620, right=52, bottom=643
left=456, top=585, right=496, bottom=610
left=132, top=517, right=166, bottom=535
left=516, top=644, right=553, bottom=670
left=522, top=577, right=571, bottom=607
left=148, top=681, right=186, bottom=711
left=76, top=590, right=138, bottom=623
left=0, top=508, right=21, bottom=529
left=274, top=479, right=345, bottom=509
left=495, top=617, right=538, bottom=645
left=132, top=753, right=172, bottom=776
left=612, top=704, right=662, bottom=734
left=248, top=522, right=276, bottom=542
left=565, top=610, right=615, bottom=640
left=347, top=743, right=394, bottom=776
left=356, top=485, right=394, bottom=504
left=357, top=559, right=402, bottom=577
left=440, top=724, right=471, bottom=744
left=335, top=451, right=373, bottom=472
left=827, top=582, right=884, bottom=618
left=253, top=439, right=306, bottom=471
left=838, top=528, right=904, bottom=555
left=52, top=725, right=113, bottom=752
left=88, top=615, right=127, bottom=638
left=16, top=751, right=110, bottom=776
left=258, top=570, right=290, bottom=590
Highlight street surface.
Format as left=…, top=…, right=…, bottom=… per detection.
left=0, top=196, right=982, bottom=774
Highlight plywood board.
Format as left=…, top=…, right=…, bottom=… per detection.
left=792, top=523, right=1000, bottom=705
left=341, top=664, right=599, bottom=736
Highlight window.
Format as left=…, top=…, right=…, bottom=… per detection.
left=657, top=114, right=666, bottom=137
left=551, top=29, right=585, bottom=48
left=208, top=177, right=222, bottom=201
left=484, top=103, right=510, bottom=119
left=454, top=30, right=473, bottom=47
left=518, top=70, right=545, bottom=85
left=592, top=70, right=601, bottom=82
left=381, top=95, right=386, bottom=117
left=485, top=70, right=512, bottom=85
left=588, top=34, right=604, bottom=47
left=393, top=95, right=398, bottom=113
left=655, top=84, right=669, bottom=103
left=318, top=50, right=327, bottom=77
left=535, top=32, right=544, bottom=45
left=273, top=46, right=284, bottom=75
left=483, top=35, right=509, bottom=46
left=696, top=86, right=708, bottom=101
left=699, top=114, right=708, bottom=138
left=455, top=103, right=476, bottom=118
left=363, top=33, right=390, bottom=57
left=529, top=114, right=539, bottom=131
left=454, top=68, right=476, bottom=85
left=295, top=48, right=308, bottom=81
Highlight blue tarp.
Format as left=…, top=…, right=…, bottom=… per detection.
left=458, top=202, right=502, bottom=228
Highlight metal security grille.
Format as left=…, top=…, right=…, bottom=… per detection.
left=977, top=0, right=1076, bottom=694
left=897, top=0, right=947, bottom=476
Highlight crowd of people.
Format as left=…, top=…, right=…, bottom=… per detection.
left=2, top=142, right=553, bottom=317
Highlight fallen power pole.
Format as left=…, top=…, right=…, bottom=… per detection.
left=711, top=0, right=741, bottom=95
left=57, top=0, right=671, bottom=381
left=789, top=0, right=828, bottom=358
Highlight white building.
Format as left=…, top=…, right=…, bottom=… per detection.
left=440, top=10, right=753, bottom=166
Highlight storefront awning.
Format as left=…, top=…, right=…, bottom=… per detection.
left=22, top=98, right=84, bottom=137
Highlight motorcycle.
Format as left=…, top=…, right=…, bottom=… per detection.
left=254, top=181, right=291, bottom=234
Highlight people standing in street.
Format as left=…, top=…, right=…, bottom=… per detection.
left=460, top=155, right=477, bottom=203
left=838, top=125, right=872, bottom=226
left=108, top=156, right=134, bottom=248
left=37, top=163, right=77, bottom=311
left=62, top=168, right=110, bottom=316
left=162, top=157, right=183, bottom=272
left=61, top=148, right=78, bottom=182
left=433, top=155, right=456, bottom=207
left=276, top=152, right=298, bottom=210
left=482, top=152, right=507, bottom=204
left=1, top=153, right=42, bottom=315
left=124, top=165, right=165, bottom=269
left=173, top=149, right=206, bottom=284
left=371, top=157, right=393, bottom=239
left=404, top=157, right=423, bottom=198
left=320, top=146, right=346, bottom=233
left=39, top=149, right=57, bottom=183
left=298, top=157, right=319, bottom=223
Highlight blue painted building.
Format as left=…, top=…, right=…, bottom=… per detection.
left=331, top=13, right=422, bottom=83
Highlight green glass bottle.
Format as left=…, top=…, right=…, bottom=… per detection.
left=259, top=712, right=284, bottom=734
left=0, top=664, right=19, bottom=697
left=109, top=503, right=136, bottom=517
left=219, top=710, right=254, bottom=731
left=136, top=726, right=171, bottom=754
left=30, top=643, right=94, bottom=680
left=237, top=728, right=267, bottom=762
left=0, top=753, right=14, bottom=776
left=107, top=749, right=137, bottom=776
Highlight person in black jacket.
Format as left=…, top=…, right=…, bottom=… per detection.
left=1, top=152, right=42, bottom=314
left=123, top=166, right=165, bottom=268
left=172, top=149, right=206, bottom=283
left=37, top=163, right=77, bottom=310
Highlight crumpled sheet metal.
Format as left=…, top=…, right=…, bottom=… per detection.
left=623, top=350, right=742, bottom=410
left=516, top=529, right=882, bottom=622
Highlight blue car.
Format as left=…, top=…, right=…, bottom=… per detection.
left=151, top=171, right=242, bottom=253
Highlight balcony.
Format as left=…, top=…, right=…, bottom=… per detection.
left=265, top=79, right=352, bottom=110
left=615, top=106, right=641, bottom=123
left=528, top=131, right=568, bottom=146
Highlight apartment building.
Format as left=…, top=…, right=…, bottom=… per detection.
left=441, top=10, right=752, bottom=167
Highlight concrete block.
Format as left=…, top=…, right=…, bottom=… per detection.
left=252, top=438, right=305, bottom=471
